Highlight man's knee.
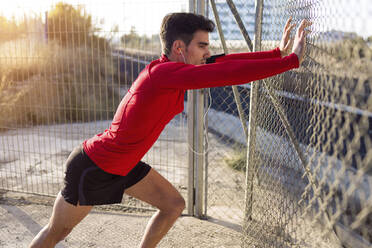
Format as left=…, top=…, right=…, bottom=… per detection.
left=48, top=225, right=73, bottom=243
left=165, top=195, right=185, bottom=216
left=176, top=196, right=186, bottom=211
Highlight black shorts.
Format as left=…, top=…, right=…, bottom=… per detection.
left=61, top=145, right=151, bottom=206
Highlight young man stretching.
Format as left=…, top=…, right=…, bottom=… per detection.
left=30, top=13, right=311, bottom=248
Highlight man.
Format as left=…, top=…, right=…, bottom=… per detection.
left=30, top=13, right=311, bottom=248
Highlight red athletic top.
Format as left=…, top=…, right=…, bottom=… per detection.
left=83, top=48, right=299, bottom=175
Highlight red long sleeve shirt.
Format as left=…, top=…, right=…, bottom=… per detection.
left=83, top=48, right=299, bottom=175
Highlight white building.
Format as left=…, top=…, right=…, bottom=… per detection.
left=208, top=0, right=286, bottom=41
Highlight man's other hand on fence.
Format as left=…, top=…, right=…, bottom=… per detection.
left=292, top=19, right=312, bottom=65
left=279, top=17, right=295, bottom=56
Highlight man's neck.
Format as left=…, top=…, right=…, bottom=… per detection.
left=168, top=53, right=183, bottom=63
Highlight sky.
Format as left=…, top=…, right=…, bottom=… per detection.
left=316, top=0, right=372, bottom=38
left=0, top=0, right=371, bottom=38
left=0, top=0, right=188, bottom=35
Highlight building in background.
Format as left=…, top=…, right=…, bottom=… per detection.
left=208, top=0, right=284, bottom=41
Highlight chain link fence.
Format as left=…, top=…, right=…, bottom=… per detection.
left=0, top=0, right=189, bottom=212
left=204, top=0, right=371, bottom=247
left=202, top=0, right=252, bottom=227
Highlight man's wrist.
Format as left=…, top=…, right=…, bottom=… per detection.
left=277, top=47, right=284, bottom=57
left=292, top=52, right=301, bottom=66
left=279, top=48, right=290, bottom=57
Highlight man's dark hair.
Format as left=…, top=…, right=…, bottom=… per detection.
left=160, top=12, right=215, bottom=56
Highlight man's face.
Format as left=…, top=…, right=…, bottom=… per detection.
left=184, top=30, right=211, bottom=65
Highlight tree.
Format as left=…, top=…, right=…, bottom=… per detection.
left=367, top=36, right=372, bottom=43
left=47, top=2, right=106, bottom=49
left=120, top=26, right=160, bottom=50
left=121, top=26, right=141, bottom=47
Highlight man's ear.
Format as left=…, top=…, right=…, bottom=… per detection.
left=171, top=40, right=185, bottom=55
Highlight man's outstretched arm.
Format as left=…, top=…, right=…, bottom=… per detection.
left=151, top=53, right=299, bottom=90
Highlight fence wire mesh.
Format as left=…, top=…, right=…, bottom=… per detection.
left=0, top=0, right=189, bottom=212
left=243, top=1, right=371, bottom=247
left=203, top=0, right=252, bottom=227
left=206, top=0, right=371, bottom=247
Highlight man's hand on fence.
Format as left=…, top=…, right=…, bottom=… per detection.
left=292, top=19, right=312, bottom=65
left=279, top=17, right=295, bottom=57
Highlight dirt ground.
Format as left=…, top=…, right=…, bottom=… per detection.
left=0, top=116, right=248, bottom=247
left=0, top=191, right=242, bottom=248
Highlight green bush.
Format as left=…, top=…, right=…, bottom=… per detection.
left=0, top=41, right=120, bottom=128
left=224, top=149, right=247, bottom=172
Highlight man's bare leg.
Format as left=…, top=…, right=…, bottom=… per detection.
left=125, top=168, right=185, bottom=248
left=29, top=192, right=92, bottom=248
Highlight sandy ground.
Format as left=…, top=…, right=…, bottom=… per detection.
left=0, top=111, right=246, bottom=247
left=0, top=191, right=242, bottom=248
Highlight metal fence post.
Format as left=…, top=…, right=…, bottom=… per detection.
left=187, top=93, right=195, bottom=216
left=187, top=0, right=206, bottom=218
left=187, top=0, right=195, bottom=216
left=195, top=0, right=206, bottom=219
left=244, top=0, right=264, bottom=225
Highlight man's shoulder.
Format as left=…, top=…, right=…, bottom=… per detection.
left=148, top=60, right=186, bottom=77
